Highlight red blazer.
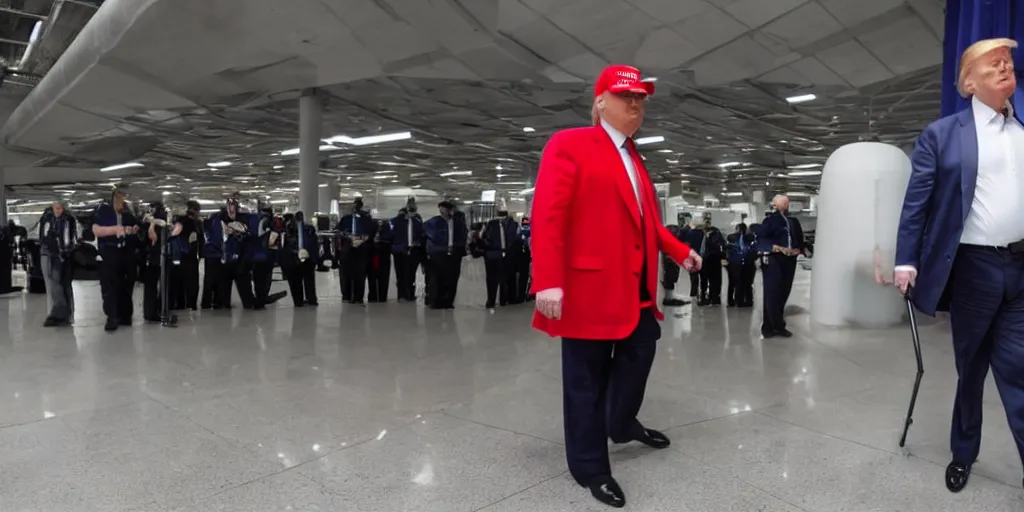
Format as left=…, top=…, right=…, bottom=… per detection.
left=530, top=125, right=693, bottom=340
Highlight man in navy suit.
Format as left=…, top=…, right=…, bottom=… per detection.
left=894, top=38, right=1024, bottom=493
left=757, top=195, right=804, bottom=338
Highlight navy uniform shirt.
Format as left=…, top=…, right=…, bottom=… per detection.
left=93, top=203, right=138, bottom=251
left=424, top=215, right=468, bottom=255
left=757, top=212, right=804, bottom=254
left=482, top=217, right=520, bottom=259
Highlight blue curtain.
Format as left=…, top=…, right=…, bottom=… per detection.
left=942, top=0, right=1024, bottom=116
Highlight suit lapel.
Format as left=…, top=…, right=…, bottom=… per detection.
left=592, top=128, right=641, bottom=229
left=958, top=108, right=978, bottom=223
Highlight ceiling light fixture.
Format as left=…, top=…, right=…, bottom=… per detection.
left=323, top=131, right=412, bottom=146
left=722, top=192, right=743, bottom=197
left=718, top=162, right=742, bottom=168
left=787, top=163, right=822, bottom=169
left=495, top=165, right=503, bottom=170
left=273, top=165, right=284, bottom=170
left=522, top=127, right=535, bottom=133
left=785, top=93, right=816, bottom=104
left=787, top=191, right=810, bottom=196
left=635, top=136, right=665, bottom=145
left=207, top=161, right=232, bottom=168
left=440, top=171, right=472, bottom=177
left=518, top=187, right=535, bottom=196
left=100, top=162, right=144, bottom=172
left=787, top=170, right=822, bottom=177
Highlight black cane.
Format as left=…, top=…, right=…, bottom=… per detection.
left=898, top=291, right=923, bottom=449
left=160, top=225, right=178, bottom=328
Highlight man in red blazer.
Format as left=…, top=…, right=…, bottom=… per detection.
left=530, top=64, right=702, bottom=508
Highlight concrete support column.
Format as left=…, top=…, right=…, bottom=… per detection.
left=298, top=89, right=322, bottom=216
left=318, top=182, right=339, bottom=213
left=0, top=169, right=7, bottom=226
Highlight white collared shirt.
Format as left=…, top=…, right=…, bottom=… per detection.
left=960, top=96, right=1024, bottom=246
left=601, top=119, right=642, bottom=216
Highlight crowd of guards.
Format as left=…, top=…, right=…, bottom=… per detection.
left=29, top=189, right=536, bottom=331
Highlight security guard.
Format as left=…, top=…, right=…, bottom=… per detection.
left=696, top=215, right=726, bottom=306
left=757, top=195, right=804, bottom=338
left=424, top=200, right=467, bottom=309
left=173, top=200, right=203, bottom=310
left=367, top=219, right=393, bottom=302
left=515, top=216, right=532, bottom=303
left=200, top=215, right=221, bottom=309
left=92, top=187, right=140, bottom=332
left=247, top=204, right=275, bottom=309
left=480, top=209, right=521, bottom=309
left=725, top=223, right=757, bottom=308
left=336, top=198, right=376, bottom=304
left=141, top=201, right=181, bottom=322
left=389, top=202, right=426, bottom=302
left=206, top=196, right=255, bottom=309
left=280, top=212, right=319, bottom=307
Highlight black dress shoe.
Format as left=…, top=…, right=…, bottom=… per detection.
left=588, top=476, right=626, bottom=508
left=631, top=424, right=671, bottom=449
left=946, top=461, right=971, bottom=492
left=778, top=329, right=793, bottom=338
left=104, top=319, right=118, bottom=332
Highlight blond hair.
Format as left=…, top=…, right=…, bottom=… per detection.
left=958, top=38, right=1018, bottom=97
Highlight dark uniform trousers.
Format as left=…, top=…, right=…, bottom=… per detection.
left=221, top=260, right=255, bottom=309
left=484, top=251, right=518, bottom=307
left=283, top=257, right=318, bottom=306
left=341, top=244, right=370, bottom=302
left=201, top=258, right=222, bottom=309
left=427, top=252, right=461, bottom=308
left=182, top=253, right=200, bottom=309
left=761, top=253, right=797, bottom=334
left=99, top=246, right=137, bottom=323
left=727, top=262, right=756, bottom=306
left=251, top=261, right=274, bottom=306
left=392, top=248, right=424, bottom=300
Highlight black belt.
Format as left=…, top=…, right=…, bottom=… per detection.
left=963, top=241, right=1024, bottom=254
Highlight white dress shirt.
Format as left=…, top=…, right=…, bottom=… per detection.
left=960, top=96, right=1024, bottom=246
left=601, top=119, right=643, bottom=216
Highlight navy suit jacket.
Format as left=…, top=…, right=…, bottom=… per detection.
left=895, top=104, right=1023, bottom=316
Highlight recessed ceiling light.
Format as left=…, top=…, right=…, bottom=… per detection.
left=657, top=149, right=673, bottom=153
left=635, top=136, right=665, bottom=145
left=641, top=77, right=657, bottom=82
left=495, top=165, right=503, bottom=170
left=787, top=170, right=822, bottom=177
left=786, top=93, right=816, bottom=104
left=666, top=159, right=679, bottom=164
left=722, top=192, right=743, bottom=197
left=273, top=165, right=284, bottom=170
left=207, top=161, right=232, bottom=168
left=440, top=170, right=472, bottom=177
left=100, top=162, right=144, bottom=172
left=323, top=131, right=412, bottom=146
left=787, top=163, right=822, bottom=169
left=522, top=127, right=535, bottom=133
left=718, top=162, right=743, bottom=168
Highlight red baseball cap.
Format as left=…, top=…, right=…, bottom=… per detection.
left=594, top=64, right=655, bottom=98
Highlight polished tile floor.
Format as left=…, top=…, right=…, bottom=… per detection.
left=1, top=261, right=1022, bottom=511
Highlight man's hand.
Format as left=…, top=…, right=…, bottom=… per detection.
left=894, top=267, right=917, bottom=295
left=114, top=226, right=127, bottom=237
left=535, top=287, right=564, bottom=320
left=683, top=250, right=703, bottom=272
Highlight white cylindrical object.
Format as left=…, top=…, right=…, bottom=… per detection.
left=810, top=142, right=911, bottom=328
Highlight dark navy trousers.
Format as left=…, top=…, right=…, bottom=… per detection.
left=561, top=308, right=660, bottom=485
left=948, top=244, right=1024, bottom=465
left=761, top=253, right=797, bottom=335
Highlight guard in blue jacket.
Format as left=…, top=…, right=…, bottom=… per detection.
left=726, top=223, right=757, bottom=308
left=757, top=196, right=804, bottom=338
left=424, top=200, right=467, bottom=309
left=280, top=212, right=319, bottom=307
left=481, top=210, right=521, bottom=309
left=91, top=187, right=140, bottom=332
left=389, top=206, right=426, bottom=301
left=205, top=197, right=256, bottom=309
left=246, top=205, right=277, bottom=309
left=336, top=198, right=376, bottom=304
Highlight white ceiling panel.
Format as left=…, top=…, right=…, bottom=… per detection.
left=788, top=56, right=848, bottom=86
left=858, top=16, right=942, bottom=75
left=711, top=0, right=811, bottom=29
left=758, top=65, right=814, bottom=86
left=505, top=17, right=590, bottom=65
left=819, top=0, right=907, bottom=28
left=496, top=0, right=541, bottom=32
left=556, top=51, right=609, bottom=78
left=548, top=0, right=660, bottom=53
left=669, top=5, right=747, bottom=53
left=624, top=0, right=715, bottom=24
left=635, top=27, right=704, bottom=69
left=816, top=40, right=895, bottom=87
left=755, top=1, right=843, bottom=51
left=688, top=36, right=793, bottom=86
